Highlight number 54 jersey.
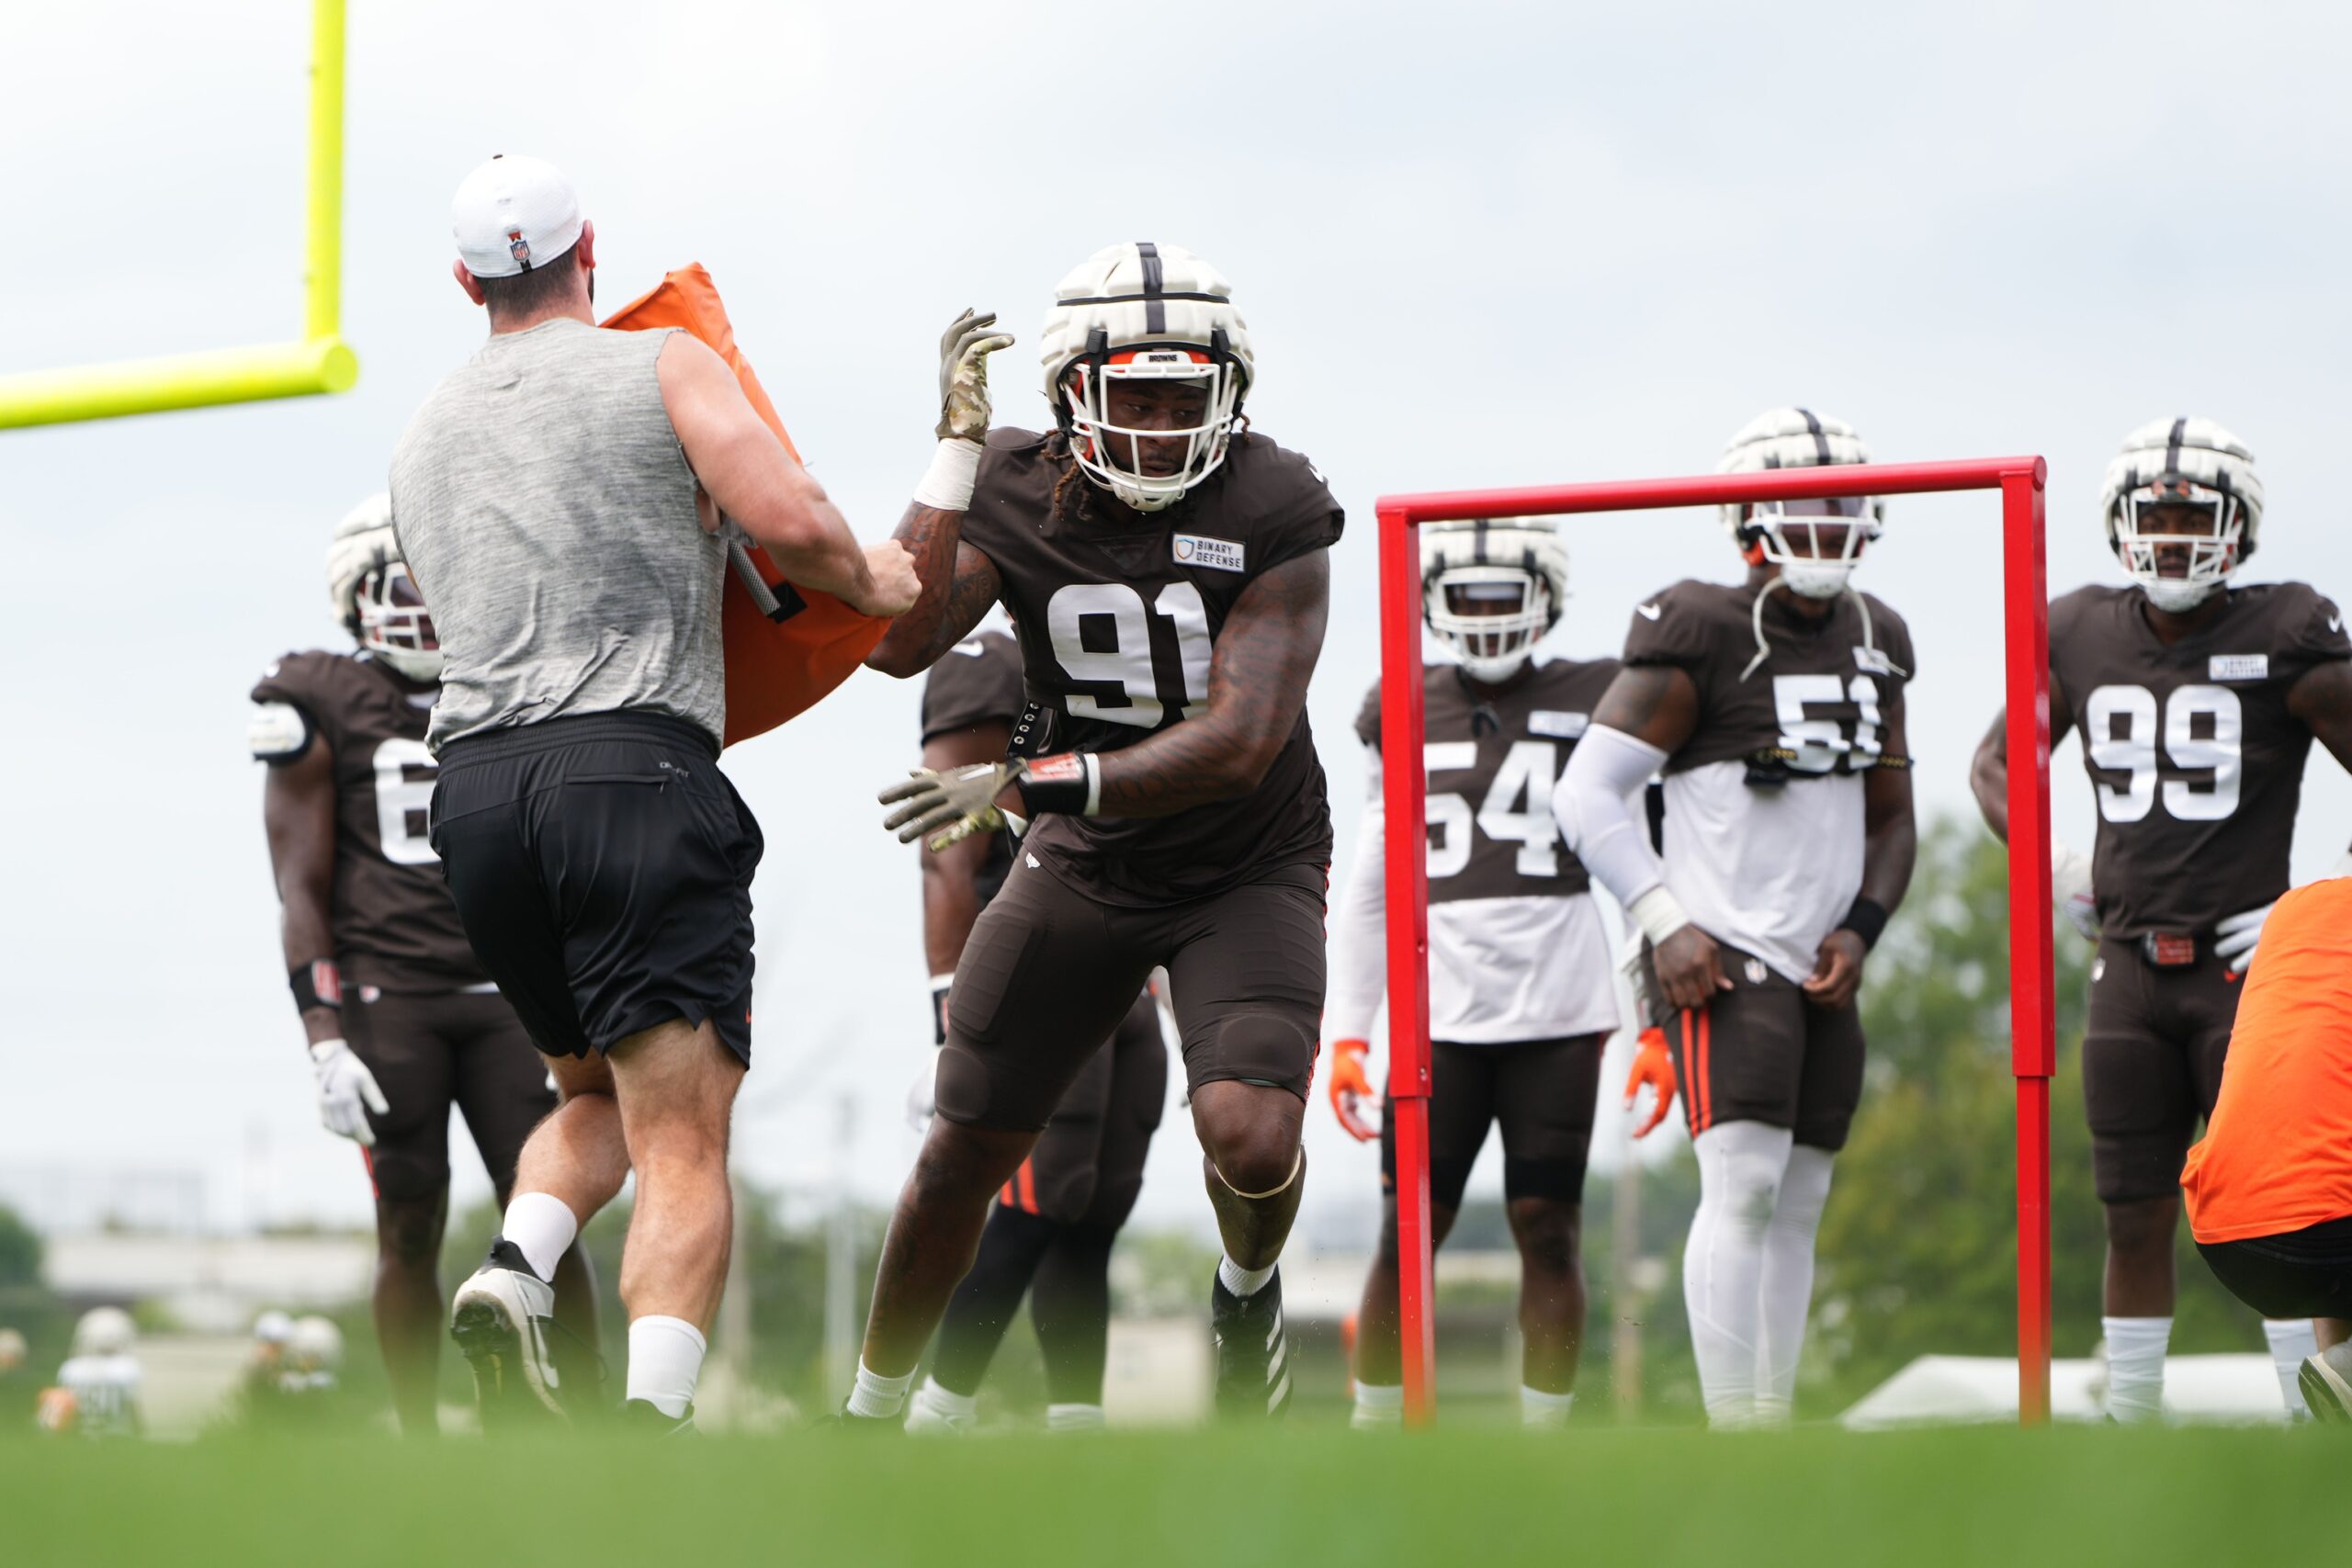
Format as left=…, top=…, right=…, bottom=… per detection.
left=962, top=427, right=1344, bottom=905
left=1327, top=660, right=1627, bottom=1046
left=2050, top=582, right=2350, bottom=939
left=250, top=650, right=491, bottom=991
left=1624, top=580, right=1917, bottom=987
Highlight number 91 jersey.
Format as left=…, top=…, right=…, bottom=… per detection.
left=963, top=427, right=1344, bottom=905
left=2051, top=581, right=2351, bottom=939
left=250, top=650, right=490, bottom=990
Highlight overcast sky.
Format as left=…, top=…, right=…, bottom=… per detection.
left=5, top=1, right=2351, bottom=1243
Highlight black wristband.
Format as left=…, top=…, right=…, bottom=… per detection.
left=1014, top=752, right=1096, bottom=817
left=290, top=959, right=343, bottom=1013
left=1839, top=897, right=1890, bottom=951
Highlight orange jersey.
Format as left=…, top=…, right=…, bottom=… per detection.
left=600, top=265, right=888, bottom=749
left=2181, top=877, right=2352, bottom=1243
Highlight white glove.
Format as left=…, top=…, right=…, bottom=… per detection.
left=2052, top=840, right=2099, bottom=942
left=880, top=761, right=1023, bottom=852
left=2214, top=902, right=2274, bottom=969
left=904, top=1055, right=940, bottom=1134
left=309, top=1038, right=388, bottom=1146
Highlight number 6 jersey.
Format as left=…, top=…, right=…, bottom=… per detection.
left=2050, top=581, right=2350, bottom=939
left=250, top=650, right=491, bottom=991
left=961, top=426, right=1344, bottom=904
left=1623, top=580, right=1917, bottom=986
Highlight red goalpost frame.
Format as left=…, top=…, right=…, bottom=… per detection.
left=1374, top=456, right=2053, bottom=1428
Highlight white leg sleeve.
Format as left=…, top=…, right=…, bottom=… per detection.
left=2263, top=1318, right=2319, bottom=1420
left=1683, top=1121, right=1794, bottom=1427
left=1754, top=1144, right=1835, bottom=1423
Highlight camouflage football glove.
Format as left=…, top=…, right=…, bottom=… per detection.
left=881, top=761, right=1023, bottom=852
left=936, top=309, right=1014, bottom=444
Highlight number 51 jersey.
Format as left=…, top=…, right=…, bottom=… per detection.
left=1623, top=579, right=1916, bottom=987
left=251, top=650, right=491, bottom=991
left=2050, top=581, right=2350, bottom=939
left=962, top=426, right=1344, bottom=905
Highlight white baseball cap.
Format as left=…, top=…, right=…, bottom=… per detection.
left=451, top=153, right=582, bottom=279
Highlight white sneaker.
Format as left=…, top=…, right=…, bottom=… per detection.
left=2298, top=1343, right=2352, bottom=1423
left=449, top=1237, right=565, bottom=1426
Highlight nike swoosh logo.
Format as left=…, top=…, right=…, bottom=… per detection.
left=1636, top=603, right=1662, bottom=621
left=2331, top=615, right=2343, bottom=634
left=951, top=641, right=986, bottom=658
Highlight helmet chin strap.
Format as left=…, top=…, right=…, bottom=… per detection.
left=373, top=646, right=445, bottom=682
left=1739, top=575, right=1902, bottom=682
left=2141, top=576, right=2219, bottom=613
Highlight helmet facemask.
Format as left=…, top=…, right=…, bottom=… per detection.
left=1426, top=568, right=1554, bottom=682
left=357, top=562, right=444, bottom=682
left=1057, top=332, right=1247, bottom=514
left=2111, top=477, right=2242, bottom=613
left=1738, top=496, right=1881, bottom=601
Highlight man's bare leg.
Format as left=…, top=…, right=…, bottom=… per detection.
left=604, top=1018, right=745, bottom=1419
left=1193, top=1080, right=1306, bottom=1418
left=373, top=1190, right=450, bottom=1436
left=848, top=1117, right=1035, bottom=1416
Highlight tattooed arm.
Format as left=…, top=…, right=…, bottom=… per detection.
left=865, top=502, right=1002, bottom=678
left=1081, top=549, right=1330, bottom=818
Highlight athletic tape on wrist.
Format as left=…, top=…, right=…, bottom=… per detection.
left=911, top=438, right=983, bottom=512
left=1017, top=752, right=1098, bottom=817
left=1628, top=886, right=1691, bottom=947
left=290, top=960, right=342, bottom=1014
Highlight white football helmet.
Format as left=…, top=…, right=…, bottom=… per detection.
left=1716, top=408, right=1884, bottom=601
left=1421, top=520, right=1569, bottom=682
left=325, top=493, right=443, bottom=682
left=252, top=1310, right=293, bottom=1347
left=1039, top=242, right=1254, bottom=513
left=2100, top=416, right=2263, bottom=613
left=72, top=1306, right=135, bottom=1359
left=288, top=1315, right=345, bottom=1373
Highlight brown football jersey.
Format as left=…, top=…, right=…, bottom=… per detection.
left=1622, top=579, right=1917, bottom=777
left=252, top=651, right=488, bottom=991
left=919, top=628, right=1023, bottom=907
left=2050, top=581, right=2351, bottom=937
left=1356, top=660, right=1621, bottom=903
left=961, top=426, right=1342, bottom=905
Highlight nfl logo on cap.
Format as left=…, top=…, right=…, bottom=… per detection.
left=450, top=153, right=582, bottom=280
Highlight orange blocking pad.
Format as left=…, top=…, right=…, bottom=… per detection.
left=602, top=265, right=888, bottom=748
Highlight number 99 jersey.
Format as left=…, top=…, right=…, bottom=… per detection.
left=962, top=426, right=1345, bottom=905
left=2050, top=581, right=2350, bottom=939
left=250, top=650, right=490, bottom=990
left=1623, top=579, right=1917, bottom=987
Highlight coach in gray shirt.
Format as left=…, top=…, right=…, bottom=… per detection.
left=391, top=153, right=917, bottom=1432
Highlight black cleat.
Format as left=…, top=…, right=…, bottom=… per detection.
left=617, top=1398, right=697, bottom=1436
left=449, top=1237, right=566, bottom=1427
left=1211, top=1268, right=1293, bottom=1420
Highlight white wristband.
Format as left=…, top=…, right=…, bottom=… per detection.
left=912, top=438, right=982, bottom=512
left=1081, top=753, right=1102, bottom=818
left=1628, top=886, right=1691, bottom=946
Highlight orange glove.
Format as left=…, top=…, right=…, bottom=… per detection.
left=1329, top=1039, right=1379, bottom=1142
left=1623, top=1026, right=1677, bottom=1139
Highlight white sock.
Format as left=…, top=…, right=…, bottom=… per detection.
left=1351, top=1382, right=1404, bottom=1430
left=2102, top=1315, right=2171, bottom=1423
left=1046, top=1402, right=1106, bottom=1433
left=1754, top=1144, right=1835, bottom=1425
left=1521, top=1384, right=1575, bottom=1429
left=500, top=1191, right=579, bottom=1283
left=1219, top=1255, right=1277, bottom=1298
left=906, top=1376, right=977, bottom=1432
left=2263, top=1319, right=2319, bottom=1420
left=846, top=1359, right=914, bottom=1418
left=1684, top=1122, right=1794, bottom=1427
left=625, top=1315, right=706, bottom=1419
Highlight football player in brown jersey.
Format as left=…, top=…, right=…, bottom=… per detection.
left=1970, top=417, right=2352, bottom=1421
left=1555, top=410, right=1917, bottom=1427
left=1326, top=518, right=1629, bottom=1429
left=899, top=628, right=1169, bottom=1434
left=253, top=497, right=597, bottom=1434
left=851, top=243, right=1340, bottom=1423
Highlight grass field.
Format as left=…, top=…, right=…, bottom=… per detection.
left=0, top=1422, right=2324, bottom=1566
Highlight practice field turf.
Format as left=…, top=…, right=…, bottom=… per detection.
left=0, top=1422, right=2321, bottom=1565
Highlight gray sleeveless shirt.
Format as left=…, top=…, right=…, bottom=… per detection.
left=388, top=318, right=724, bottom=750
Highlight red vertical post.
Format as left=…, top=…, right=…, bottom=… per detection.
left=2000, top=461, right=2055, bottom=1427
left=1375, top=501, right=1436, bottom=1427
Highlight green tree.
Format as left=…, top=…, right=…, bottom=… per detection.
left=0, top=1204, right=41, bottom=1289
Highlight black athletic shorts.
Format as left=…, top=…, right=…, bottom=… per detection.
left=1662, top=942, right=1864, bottom=1151
left=2084, top=939, right=2240, bottom=1203
left=1380, top=1034, right=1604, bottom=1208
left=429, top=712, right=761, bottom=1066
left=344, top=989, right=553, bottom=1203
left=2198, top=1214, right=2352, bottom=1321
left=937, top=855, right=1325, bottom=1132
left=996, top=989, right=1169, bottom=1227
